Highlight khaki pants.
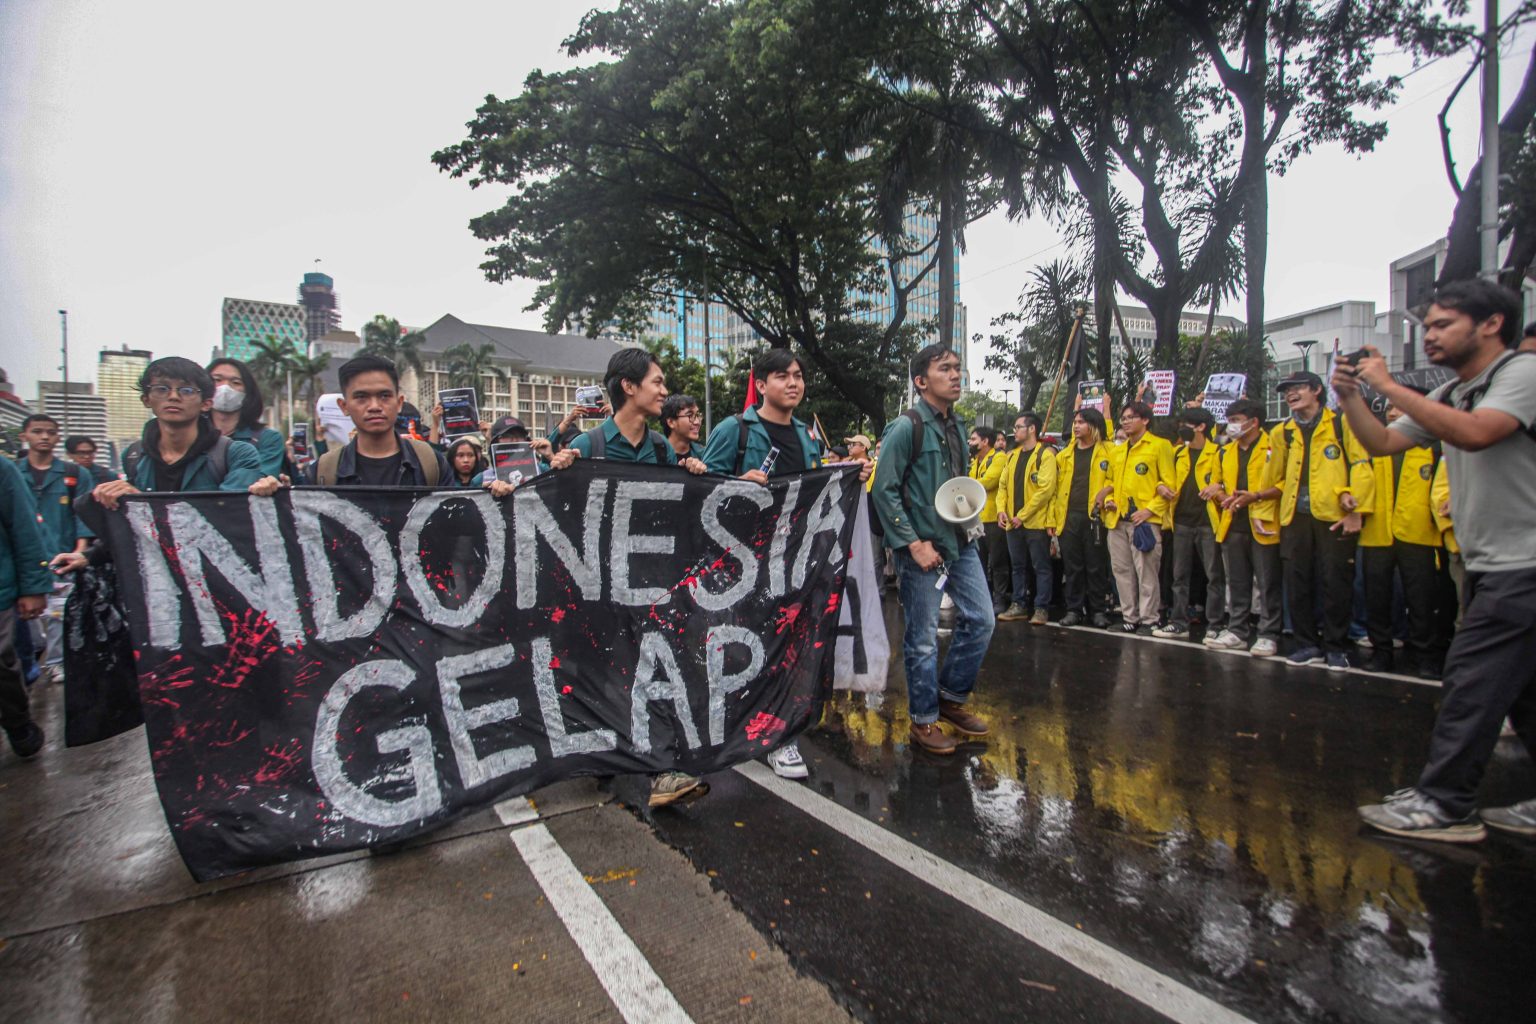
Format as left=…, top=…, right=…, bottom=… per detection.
left=1108, top=520, right=1163, bottom=626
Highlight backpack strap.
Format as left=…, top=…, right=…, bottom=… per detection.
left=643, top=431, right=667, bottom=466
left=405, top=437, right=441, bottom=486
left=122, top=441, right=144, bottom=485
left=206, top=435, right=230, bottom=484
left=1439, top=350, right=1536, bottom=442
left=583, top=425, right=607, bottom=460
left=733, top=414, right=750, bottom=475
left=898, top=408, right=925, bottom=510
left=315, top=448, right=343, bottom=487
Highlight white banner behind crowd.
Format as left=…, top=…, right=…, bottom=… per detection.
left=834, top=495, right=889, bottom=693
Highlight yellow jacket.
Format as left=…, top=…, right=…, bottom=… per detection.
left=1431, top=456, right=1457, bottom=554
left=865, top=458, right=877, bottom=493
left=1268, top=410, right=1375, bottom=525
left=1051, top=441, right=1114, bottom=531
left=1167, top=441, right=1223, bottom=531
left=969, top=448, right=1006, bottom=524
left=1360, top=447, right=1442, bottom=548
left=1103, top=431, right=1176, bottom=529
left=998, top=443, right=1058, bottom=531
left=1212, top=431, right=1281, bottom=545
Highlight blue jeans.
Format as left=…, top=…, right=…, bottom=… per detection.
left=896, top=543, right=995, bottom=725
left=1006, top=528, right=1053, bottom=610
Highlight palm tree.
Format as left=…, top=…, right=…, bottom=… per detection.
left=360, top=314, right=426, bottom=376
left=441, top=342, right=507, bottom=405
left=247, top=336, right=295, bottom=402
left=289, top=350, right=332, bottom=408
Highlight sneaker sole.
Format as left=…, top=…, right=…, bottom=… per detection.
left=997, top=614, right=1030, bottom=622
left=1484, top=817, right=1536, bottom=837
left=648, top=781, right=705, bottom=807
left=769, top=762, right=810, bottom=780
left=1362, top=820, right=1487, bottom=843
left=1286, top=658, right=1325, bottom=667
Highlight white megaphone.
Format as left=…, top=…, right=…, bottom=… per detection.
left=934, top=476, right=987, bottom=534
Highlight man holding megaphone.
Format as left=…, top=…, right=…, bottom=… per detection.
left=872, top=345, right=996, bottom=755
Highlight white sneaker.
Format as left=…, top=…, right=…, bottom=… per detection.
left=1203, top=629, right=1245, bottom=650
left=1249, top=638, right=1279, bottom=657
left=767, top=742, right=809, bottom=779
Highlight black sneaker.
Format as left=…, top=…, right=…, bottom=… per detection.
left=4, top=721, right=44, bottom=759
left=1135, top=624, right=1155, bottom=636
left=1090, top=613, right=1111, bottom=629
left=1358, top=788, right=1486, bottom=843
left=1482, top=797, right=1536, bottom=837
left=1059, top=611, right=1085, bottom=627
left=1117, top=621, right=1138, bottom=634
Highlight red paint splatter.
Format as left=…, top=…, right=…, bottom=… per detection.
left=551, top=608, right=566, bottom=624
left=561, top=685, right=573, bottom=695
left=774, top=603, right=802, bottom=635
left=825, top=592, right=841, bottom=615
left=745, top=712, right=787, bottom=746
left=549, top=656, right=561, bottom=669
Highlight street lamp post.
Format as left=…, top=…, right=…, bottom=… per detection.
left=58, top=310, right=70, bottom=436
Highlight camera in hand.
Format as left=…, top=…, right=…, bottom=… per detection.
left=1341, top=348, right=1369, bottom=368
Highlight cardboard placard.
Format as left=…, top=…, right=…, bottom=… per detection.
left=491, top=442, right=541, bottom=486
left=1202, top=373, right=1246, bottom=422
left=438, top=388, right=481, bottom=441
left=1078, top=379, right=1107, bottom=413
left=1143, top=370, right=1177, bottom=416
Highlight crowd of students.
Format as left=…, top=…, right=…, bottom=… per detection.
left=3, top=281, right=1533, bottom=845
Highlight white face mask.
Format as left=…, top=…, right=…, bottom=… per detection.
left=211, top=384, right=245, bottom=413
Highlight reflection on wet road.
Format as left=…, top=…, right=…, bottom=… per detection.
left=653, top=618, right=1536, bottom=1023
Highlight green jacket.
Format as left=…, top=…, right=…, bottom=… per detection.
left=871, top=400, right=970, bottom=565
left=0, top=457, right=54, bottom=612
left=231, top=424, right=288, bottom=478
left=702, top=406, right=822, bottom=476
left=15, top=456, right=92, bottom=554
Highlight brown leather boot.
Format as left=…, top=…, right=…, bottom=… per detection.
left=938, top=700, right=989, bottom=737
left=909, top=722, right=958, bottom=755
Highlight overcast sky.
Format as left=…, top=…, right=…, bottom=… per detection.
left=2, top=0, right=1529, bottom=401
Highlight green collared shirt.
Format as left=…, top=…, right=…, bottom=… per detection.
left=568, top=418, right=677, bottom=465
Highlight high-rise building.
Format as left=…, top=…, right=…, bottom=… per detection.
left=98, top=345, right=153, bottom=443
left=298, top=272, right=342, bottom=342
left=0, top=368, right=31, bottom=436
left=222, top=297, right=308, bottom=362
left=37, top=381, right=109, bottom=451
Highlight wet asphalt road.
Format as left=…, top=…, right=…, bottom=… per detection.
left=3, top=605, right=1535, bottom=1023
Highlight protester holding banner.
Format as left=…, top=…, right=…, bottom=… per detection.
left=1205, top=399, right=1283, bottom=656
left=0, top=456, right=51, bottom=758
left=997, top=411, right=1055, bottom=625
left=1097, top=402, right=1175, bottom=635
left=1269, top=370, right=1374, bottom=671
left=871, top=344, right=993, bottom=756
left=554, top=349, right=706, bottom=476
left=702, top=349, right=822, bottom=482
left=659, top=395, right=706, bottom=462
left=1155, top=407, right=1226, bottom=639
left=302, top=357, right=449, bottom=487
left=1357, top=399, right=1444, bottom=678
left=207, top=358, right=289, bottom=479
left=1051, top=408, right=1113, bottom=629
left=1333, top=280, right=1536, bottom=842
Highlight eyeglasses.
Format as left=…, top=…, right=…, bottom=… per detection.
left=681, top=412, right=703, bottom=422
left=146, top=385, right=202, bottom=399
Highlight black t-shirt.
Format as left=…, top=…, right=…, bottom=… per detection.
left=759, top=419, right=804, bottom=477
left=354, top=451, right=404, bottom=487
left=27, top=463, right=48, bottom=491
left=154, top=458, right=187, bottom=494
left=1229, top=447, right=1252, bottom=534
left=1069, top=445, right=1092, bottom=511
left=1174, top=448, right=1206, bottom=527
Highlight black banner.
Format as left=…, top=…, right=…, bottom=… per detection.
left=101, top=462, right=861, bottom=881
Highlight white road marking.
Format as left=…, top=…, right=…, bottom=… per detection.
left=1042, top=621, right=1440, bottom=688
left=511, top=823, right=696, bottom=1024
left=736, top=759, right=1258, bottom=1024
left=494, top=796, right=539, bottom=825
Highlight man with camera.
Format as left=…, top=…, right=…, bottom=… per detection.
left=1335, top=279, right=1536, bottom=843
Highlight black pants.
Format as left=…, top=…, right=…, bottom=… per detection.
left=0, top=608, right=31, bottom=735
left=1362, top=542, right=1441, bottom=667
left=1281, top=512, right=1357, bottom=654
left=985, top=521, right=1010, bottom=607
left=1418, top=568, right=1536, bottom=816
left=1060, top=510, right=1110, bottom=615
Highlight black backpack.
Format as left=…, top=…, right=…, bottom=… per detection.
left=122, top=435, right=231, bottom=489
left=1437, top=350, right=1536, bottom=443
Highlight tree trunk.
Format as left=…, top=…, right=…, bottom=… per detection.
left=1243, top=159, right=1268, bottom=346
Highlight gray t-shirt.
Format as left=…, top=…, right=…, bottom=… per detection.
left=1389, top=353, right=1536, bottom=573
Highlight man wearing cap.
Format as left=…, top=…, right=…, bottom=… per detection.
left=1096, top=401, right=1175, bottom=634
left=1269, top=369, right=1374, bottom=671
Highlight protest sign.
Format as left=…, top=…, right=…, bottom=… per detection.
left=438, top=388, right=481, bottom=441
left=98, top=462, right=862, bottom=881
left=315, top=394, right=352, bottom=447
left=1078, top=379, right=1107, bottom=413
left=1358, top=366, right=1456, bottom=417
left=491, top=442, right=541, bottom=485
left=1202, top=373, right=1246, bottom=422
left=1143, top=371, right=1176, bottom=416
